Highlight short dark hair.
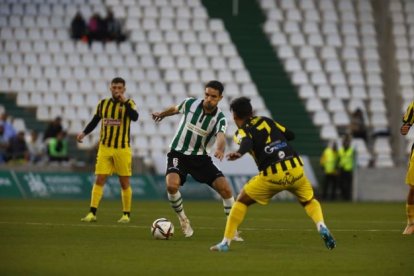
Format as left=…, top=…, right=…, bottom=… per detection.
left=230, top=97, right=253, bottom=119
left=205, top=80, right=224, bottom=95
left=111, top=77, right=126, bottom=86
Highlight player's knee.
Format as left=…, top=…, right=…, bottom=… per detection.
left=95, top=177, right=106, bottom=186
left=166, top=181, right=180, bottom=194
left=213, top=182, right=232, bottom=198
left=221, top=187, right=233, bottom=199
left=166, top=185, right=178, bottom=194
left=214, top=184, right=232, bottom=199
left=300, top=197, right=315, bottom=207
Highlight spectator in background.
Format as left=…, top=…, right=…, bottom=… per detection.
left=47, top=130, right=69, bottom=163
left=0, top=113, right=16, bottom=141
left=0, top=123, right=9, bottom=163
left=320, top=140, right=339, bottom=201
left=70, top=11, right=87, bottom=41
left=87, top=13, right=104, bottom=45
left=338, top=135, right=355, bottom=201
left=349, top=108, right=367, bottom=142
left=104, top=9, right=126, bottom=43
left=7, top=131, right=29, bottom=164
left=43, top=116, right=63, bottom=142
left=27, top=130, right=45, bottom=164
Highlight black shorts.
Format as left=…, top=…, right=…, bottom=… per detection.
left=166, top=150, right=224, bottom=186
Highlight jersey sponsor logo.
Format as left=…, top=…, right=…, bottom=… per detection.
left=103, top=119, right=121, bottom=126
left=264, top=140, right=288, bottom=154
left=185, top=122, right=208, bottom=136
left=269, top=172, right=303, bottom=186
left=173, top=158, right=179, bottom=168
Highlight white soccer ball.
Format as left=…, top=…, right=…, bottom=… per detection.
left=151, top=218, right=174, bottom=240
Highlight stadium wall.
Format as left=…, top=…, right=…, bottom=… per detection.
left=0, top=170, right=297, bottom=201
left=0, top=166, right=406, bottom=202
left=355, top=167, right=407, bottom=201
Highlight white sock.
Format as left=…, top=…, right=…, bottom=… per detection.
left=222, top=197, right=235, bottom=216
left=221, top=237, right=231, bottom=246
left=316, top=221, right=326, bottom=231
left=168, top=191, right=187, bottom=220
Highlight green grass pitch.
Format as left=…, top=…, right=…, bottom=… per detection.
left=0, top=199, right=413, bottom=275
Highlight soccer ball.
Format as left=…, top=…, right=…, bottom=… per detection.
left=151, top=218, right=174, bottom=240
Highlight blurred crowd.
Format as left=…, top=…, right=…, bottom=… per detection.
left=0, top=114, right=70, bottom=165
left=70, top=9, right=127, bottom=46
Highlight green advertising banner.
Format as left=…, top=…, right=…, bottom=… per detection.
left=101, top=174, right=160, bottom=200
left=0, top=171, right=294, bottom=201
left=16, top=172, right=89, bottom=199
left=152, top=175, right=219, bottom=200
left=0, top=171, right=22, bottom=198
left=0, top=171, right=162, bottom=200
left=152, top=175, right=294, bottom=201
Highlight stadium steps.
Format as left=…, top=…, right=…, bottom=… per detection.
left=202, top=0, right=323, bottom=157
left=0, top=93, right=45, bottom=131
left=0, top=93, right=86, bottom=162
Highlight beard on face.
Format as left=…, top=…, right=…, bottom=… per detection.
left=204, top=102, right=215, bottom=111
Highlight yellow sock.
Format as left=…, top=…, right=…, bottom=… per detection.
left=224, top=201, right=247, bottom=241
left=406, top=204, right=414, bottom=224
left=304, top=199, right=324, bottom=224
left=121, top=186, right=132, bottom=213
left=90, top=184, right=104, bottom=209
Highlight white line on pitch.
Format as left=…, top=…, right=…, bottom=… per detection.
left=0, top=221, right=402, bottom=232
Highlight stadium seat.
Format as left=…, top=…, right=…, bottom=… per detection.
left=306, top=98, right=324, bottom=112
left=317, top=85, right=333, bottom=99
left=320, top=124, right=339, bottom=140
left=313, top=110, right=331, bottom=126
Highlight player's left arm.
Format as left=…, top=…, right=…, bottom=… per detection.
left=214, top=132, right=226, bottom=161
left=275, top=121, right=295, bottom=141
left=213, top=117, right=227, bottom=160
left=123, top=99, right=139, bottom=121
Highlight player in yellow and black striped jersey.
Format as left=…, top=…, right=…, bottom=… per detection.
left=95, top=96, right=136, bottom=148
left=400, top=101, right=414, bottom=234
left=210, top=97, right=336, bottom=252
left=77, top=77, right=139, bottom=223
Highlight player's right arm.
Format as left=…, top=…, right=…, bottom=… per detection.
left=152, top=98, right=192, bottom=122
left=401, top=101, right=414, bottom=135
left=401, top=124, right=411, bottom=136
left=151, top=105, right=179, bottom=122
left=226, top=129, right=253, bottom=161
left=77, top=101, right=102, bottom=143
left=77, top=115, right=101, bottom=143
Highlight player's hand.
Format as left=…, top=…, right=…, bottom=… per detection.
left=214, top=150, right=225, bottom=161
left=226, top=152, right=242, bottom=161
left=117, top=93, right=127, bottom=103
left=76, top=132, right=85, bottom=143
left=401, top=124, right=411, bottom=135
left=152, top=112, right=164, bottom=122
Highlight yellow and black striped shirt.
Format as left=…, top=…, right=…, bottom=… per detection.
left=403, top=101, right=414, bottom=125
left=234, top=116, right=297, bottom=171
left=84, top=98, right=138, bottom=148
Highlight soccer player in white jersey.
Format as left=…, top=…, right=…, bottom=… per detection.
left=152, top=81, right=242, bottom=240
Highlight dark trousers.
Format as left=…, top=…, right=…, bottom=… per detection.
left=339, top=170, right=353, bottom=201
left=322, top=174, right=338, bottom=200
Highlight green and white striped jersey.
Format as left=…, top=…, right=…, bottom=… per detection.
left=169, top=98, right=227, bottom=155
